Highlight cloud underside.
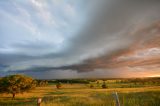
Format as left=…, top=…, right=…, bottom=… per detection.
left=9, top=22, right=160, bottom=78
left=0, top=0, right=160, bottom=78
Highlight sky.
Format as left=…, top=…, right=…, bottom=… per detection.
left=0, top=0, right=160, bottom=79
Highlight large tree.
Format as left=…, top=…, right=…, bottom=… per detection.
left=0, top=74, right=36, bottom=99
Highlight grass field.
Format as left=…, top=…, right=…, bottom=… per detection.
left=0, top=81, right=160, bottom=106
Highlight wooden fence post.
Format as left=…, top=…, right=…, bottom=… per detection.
left=37, top=98, right=42, bottom=106
left=112, top=92, right=120, bottom=106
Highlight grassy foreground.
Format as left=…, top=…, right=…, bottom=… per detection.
left=0, top=83, right=160, bottom=106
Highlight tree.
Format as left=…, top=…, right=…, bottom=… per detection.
left=37, top=80, right=48, bottom=87
left=56, top=82, right=62, bottom=89
left=0, top=74, right=36, bottom=99
left=90, top=84, right=94, bottom=88
left=102, top=81, right=107, bottom=89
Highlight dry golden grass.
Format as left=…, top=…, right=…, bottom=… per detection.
left=0, top=84, right=160, bottom=106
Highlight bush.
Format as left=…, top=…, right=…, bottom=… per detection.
left=56, top=82, right=62, bottom=89
left=102, top=82, right=107, bottom=89
left=37, top=80, right=48, bottom=87
left=90, top=84, right=94, bottom=88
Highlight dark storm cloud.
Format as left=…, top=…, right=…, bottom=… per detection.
left=63, top=0, right=160, bottom=58
left=17, top=11, right=160, bottom=75
left=1, top=0, right=160, bottom=78
left=58, top=21, right=160, bottom=71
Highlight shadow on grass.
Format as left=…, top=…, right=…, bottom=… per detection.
left=0, top=96, right=37, bottom=106
left=44, top=89, right=75, bottom=96
left=118, top=91, right=160, bottom=106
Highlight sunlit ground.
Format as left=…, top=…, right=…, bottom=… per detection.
left=0, top=81, right=160, bottom=106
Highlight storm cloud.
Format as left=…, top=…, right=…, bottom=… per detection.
left=0, top=0, right=160, bottom=78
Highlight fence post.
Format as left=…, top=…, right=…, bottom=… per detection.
left=112, top=92, right=120, bottom=106
left=37, top=98, right=42, bottom=106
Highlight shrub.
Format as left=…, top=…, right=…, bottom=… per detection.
left=56, top=82, right=62, bottom=89
left=37, top=80, right=48, bottom=87
left=102, top=82, right=107, bottom=89
left=90, top=84, right=94, bottom=88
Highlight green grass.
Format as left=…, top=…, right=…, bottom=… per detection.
left=0, top=83, right=160, bottom=106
